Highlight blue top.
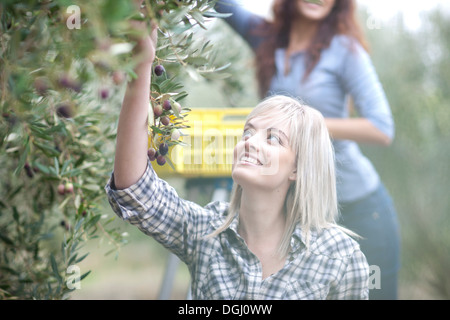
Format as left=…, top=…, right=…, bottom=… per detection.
left=215, top=1, right=394, bottom=202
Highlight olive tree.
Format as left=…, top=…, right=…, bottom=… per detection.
left=0, top=0, right=231, bottom=299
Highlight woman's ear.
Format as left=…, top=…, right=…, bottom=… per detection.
left=288, top=169, right=297, bottom=182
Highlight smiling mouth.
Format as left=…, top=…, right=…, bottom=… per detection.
left=304, top=0, right=323, bottom=6
left=240, top=155, right=263, bottom=166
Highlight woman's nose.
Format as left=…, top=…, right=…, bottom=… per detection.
left=244, top=133, right=260, bottom=154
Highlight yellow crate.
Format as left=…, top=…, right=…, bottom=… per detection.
left=151, top=108, right=252, bottom=178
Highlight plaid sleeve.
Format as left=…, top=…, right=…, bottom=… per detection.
left=104, top=160, right=213, bottom=265
left=329, top=249, right=370, bottom=300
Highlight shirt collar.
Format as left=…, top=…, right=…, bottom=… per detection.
left=211, top=212, right=312, bottom=254
left=291, top=227, right=308, bottom=253
left=210, top=211, right=240, bottom=237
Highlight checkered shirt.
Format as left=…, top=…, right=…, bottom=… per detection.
left=105, top=161, right=369, bottom=300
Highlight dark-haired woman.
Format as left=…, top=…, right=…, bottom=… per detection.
left=215, top=0, right=400, bottom=300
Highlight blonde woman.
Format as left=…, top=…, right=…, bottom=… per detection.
left=215, top=0, right=400, bottom=300
left=106, top=18, right=369, bottom=300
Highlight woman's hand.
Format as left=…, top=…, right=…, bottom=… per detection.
left=129, top=0, right=158, bottom=65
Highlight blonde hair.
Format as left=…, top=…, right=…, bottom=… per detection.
left=208, top=95, right=357, bottom=256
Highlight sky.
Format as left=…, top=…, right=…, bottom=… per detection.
left=240, top=0, right=450, bottom=31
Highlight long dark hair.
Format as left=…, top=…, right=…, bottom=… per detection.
left=253, top=0, right=369, bottom=97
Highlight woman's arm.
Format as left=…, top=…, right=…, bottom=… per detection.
left=325, top=118, right=392, bottom=146
left=113, top=23, right=157, bottom=190
left=107, top=160, right=217, bottom=265
left=214, top=0, right=265, bottom=50
left=332, top=39, right=395, bottom=146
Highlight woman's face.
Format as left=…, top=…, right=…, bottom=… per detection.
left=296, top=0, right=336, bottom=22
left=232, top=111, right=297, bottom=191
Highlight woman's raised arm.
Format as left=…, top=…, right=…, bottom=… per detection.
left=113, top=20, right=157, bottom=190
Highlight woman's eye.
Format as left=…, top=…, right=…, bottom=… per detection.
left=242, top=129, right=253, bottom=139
left=268, top=134, right=280, bottom=144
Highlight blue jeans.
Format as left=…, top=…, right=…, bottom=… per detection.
left=338, top=183, right=401, bottom=300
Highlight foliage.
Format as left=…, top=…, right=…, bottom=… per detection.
left=180, top=19, right=259, bottom=109
left=360, top=7, right=450, bottom=299
left=0, top=0, right=229, bottom=299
